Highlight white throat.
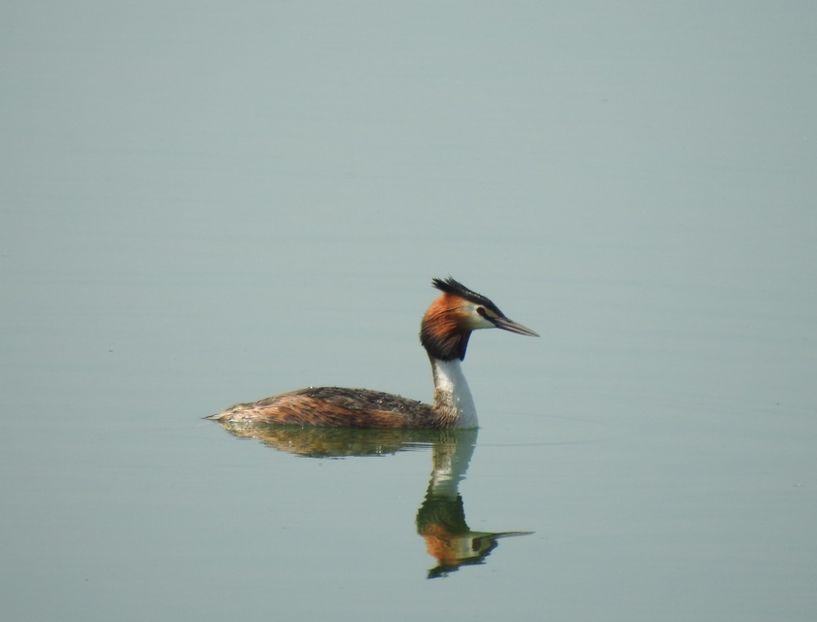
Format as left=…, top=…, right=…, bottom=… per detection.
left=430, top=358, right=478, bottom=428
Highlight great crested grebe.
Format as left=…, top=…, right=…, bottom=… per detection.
left=208, top=277, right=538, bottom=429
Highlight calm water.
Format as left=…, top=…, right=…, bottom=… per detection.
left=3, top=2, right=816, bottom=620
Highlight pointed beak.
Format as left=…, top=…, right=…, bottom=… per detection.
left=492, top=316, right=539, bottom=337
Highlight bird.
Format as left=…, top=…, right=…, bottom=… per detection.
left=208, top=277, right=538, bottom=429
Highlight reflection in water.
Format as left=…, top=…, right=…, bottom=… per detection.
left=215, top=420, right=443, bottom=457
left=416, top=429, right=532, bottom=578
left=212, top=423, right=531, bottom=577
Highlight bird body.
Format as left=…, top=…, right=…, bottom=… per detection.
left=209, top=277, right=537, bottom=429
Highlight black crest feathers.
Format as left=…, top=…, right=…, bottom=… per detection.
left=431, top=277, right=503, bottom=317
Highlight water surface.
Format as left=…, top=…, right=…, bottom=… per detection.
left=2, top=2, right=816, bottom=621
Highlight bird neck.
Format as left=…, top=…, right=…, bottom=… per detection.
left=429, top=357, right=478, bottom=429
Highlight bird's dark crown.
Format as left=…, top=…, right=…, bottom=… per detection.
left=431, top=277, right=505, bottom=318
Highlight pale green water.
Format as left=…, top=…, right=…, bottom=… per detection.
left=2, top=2, right=816, bottom=620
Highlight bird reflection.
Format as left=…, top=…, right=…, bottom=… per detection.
left=211, top=422, right=531, bottom=577
left=415, top=428, right=532, bottom=578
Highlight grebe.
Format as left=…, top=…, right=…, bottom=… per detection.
left=209, top=277, right=538, bottom=429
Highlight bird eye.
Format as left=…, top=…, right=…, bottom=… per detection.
left=476, top=306, right=487, bottom=317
